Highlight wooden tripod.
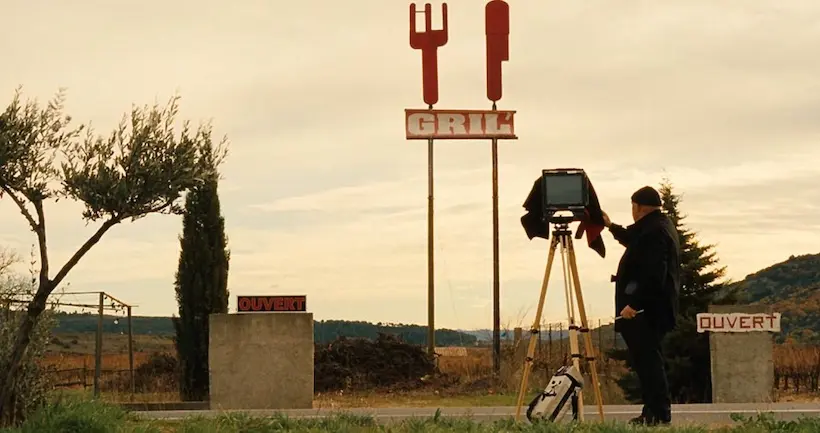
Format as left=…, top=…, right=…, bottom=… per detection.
left=514, top=222, right=605, bottom=422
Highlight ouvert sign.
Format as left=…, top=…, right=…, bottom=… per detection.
left=703, top=305, right=781, bottom=403
left=696, top=312, right=781, bottom=333
left=236, top=295, right=307, bottom=312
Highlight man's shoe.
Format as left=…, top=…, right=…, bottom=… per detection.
left=629, top=415, right=652, bottom=425
left=629, top=415, right=671, bottom=426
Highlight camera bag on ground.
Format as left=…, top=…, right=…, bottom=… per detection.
left=526, top=364, right=584, bottom=422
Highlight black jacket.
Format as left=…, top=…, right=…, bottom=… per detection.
left=610, top=209, right=680, bottom=333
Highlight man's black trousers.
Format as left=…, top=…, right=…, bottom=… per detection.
left=620, top=316, right=672, bottom=422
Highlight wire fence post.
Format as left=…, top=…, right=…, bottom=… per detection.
left=128, top=305, right=135, bottom=396
left=559, top=323, right=565, bottom=361
left=94, top=292, right=104, bottom=398
left=548, top=323, right=553, bottom=370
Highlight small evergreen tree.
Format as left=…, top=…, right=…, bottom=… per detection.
left=172, top=148, right=230, bottom=401
left=609, top=178, right=734, bottom=403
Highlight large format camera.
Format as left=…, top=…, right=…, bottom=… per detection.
left=540, top=168, right=590, bottom=223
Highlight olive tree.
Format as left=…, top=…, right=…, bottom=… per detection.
left=0, top=87, right=226, bottom=421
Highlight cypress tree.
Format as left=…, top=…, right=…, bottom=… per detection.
left=172, top=150, right=230, bottom=401
left=609, top=178, right=734, bottom=403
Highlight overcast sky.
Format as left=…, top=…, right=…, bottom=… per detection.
left=1, top=0, right=818, bottom=330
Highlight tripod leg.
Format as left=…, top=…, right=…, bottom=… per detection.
left=514, top=236, right=559, bottom=421
left=560, top=236, right=584, bottom=421
left=571, top=390, right=579, bottom=421
left=566, top=238, right=605, bottom=421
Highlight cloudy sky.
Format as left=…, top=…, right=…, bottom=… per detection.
left=1, top=0, right=818, bottom=331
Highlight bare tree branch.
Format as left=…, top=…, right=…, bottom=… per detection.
left=0, top=184, right=37, bottom=231
left=0, top=248, right=19, bottom=277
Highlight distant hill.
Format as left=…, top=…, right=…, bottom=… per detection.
left=51, top=311, right=608, bottom=346
left=729, top=253, right=820, bottom=343
left=312, top=320, right=476, bottom=346
left=50, top=313, right=478, bottom=346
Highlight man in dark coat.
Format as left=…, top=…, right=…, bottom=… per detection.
left=601, top=186, right=681, bottom=426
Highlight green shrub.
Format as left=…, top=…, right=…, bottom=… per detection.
left=176, top=412, right=379, bottom=433
left=729, top=413, right=820, bottom=433
left=0, top=398, right=166, bottom=433
left=7, top=398, right=127, bottom=433
left=169, top=411, right=820, bottom=433
left=4, top=401, right=820, bottom=433
left=0, top=249, right=57, bottom=425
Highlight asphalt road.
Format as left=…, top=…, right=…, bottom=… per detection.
left=134, top=402, right=820, bottom=425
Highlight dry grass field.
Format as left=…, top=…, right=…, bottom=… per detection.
left=40, top=332, right=820, bottom=406
left=773, top=344, right=820, bottom=394
left=46, top=333, right=173, bottom=356
left=42, top=331, right=630, bottom=406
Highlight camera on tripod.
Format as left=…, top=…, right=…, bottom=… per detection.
left=515, top=167, right=607, bottom=423
left=540, top=168, right=590, bottom=224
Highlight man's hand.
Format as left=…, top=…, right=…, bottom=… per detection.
left=602, top=211, right=612, bottom=228
left=620, top=305, right=638, bottom=319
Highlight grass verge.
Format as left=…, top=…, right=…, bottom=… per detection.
left=2, top=398, right=820, bottom=432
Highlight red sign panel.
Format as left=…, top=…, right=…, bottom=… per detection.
left=405, top=109, right=517, bottom=139
left=237, top=295, right=307, bottom=313
left=485, top=0, right=510, bottom=102
left=410, top=3, right=449, bottom=106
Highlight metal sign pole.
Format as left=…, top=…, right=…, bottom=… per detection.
left=427, top=117, right=435, bottom=355
left=410, top=3, right=448, bottom=356
left=491, top=130, right=500, bottom=375
left=486, top=0, right=510, bottom=377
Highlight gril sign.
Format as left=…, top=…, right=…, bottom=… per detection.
left=696, top=312, right=781, bottom=333
left=405, top=109, right=517, bottom=139
left=237, top=295, right=307, bottom=313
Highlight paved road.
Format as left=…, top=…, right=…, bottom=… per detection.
left=135, top=402, right=820, bottom=425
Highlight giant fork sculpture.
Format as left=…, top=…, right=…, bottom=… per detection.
left=410, top=3, right=449, bottom=106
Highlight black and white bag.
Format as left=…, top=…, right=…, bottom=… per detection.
left=526, top=364, right=584, bottom=422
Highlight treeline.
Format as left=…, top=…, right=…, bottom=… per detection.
left=51, top=312, right=173, bottom=335
left=313, top=320, right=476, bottom=346
left=50, top=313, right=477, bottom=346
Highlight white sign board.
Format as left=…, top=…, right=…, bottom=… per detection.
left=404, top=109, right=518, bottom=139
left=696, top=313, right=781, bottom=333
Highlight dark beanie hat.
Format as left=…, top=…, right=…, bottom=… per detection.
left=631, top=186, right=662, bottom=206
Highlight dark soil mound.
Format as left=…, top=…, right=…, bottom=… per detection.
left=314, top=333, right=438, bottom=392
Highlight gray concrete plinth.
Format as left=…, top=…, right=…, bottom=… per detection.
left=708, top=305, right=775, bottom=403
left=209, top=312, right=314, bottom=410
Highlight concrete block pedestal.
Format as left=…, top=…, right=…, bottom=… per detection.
left=208, top=312, right=314, bottom=410
left=706, top=305, right=777, bottom=403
